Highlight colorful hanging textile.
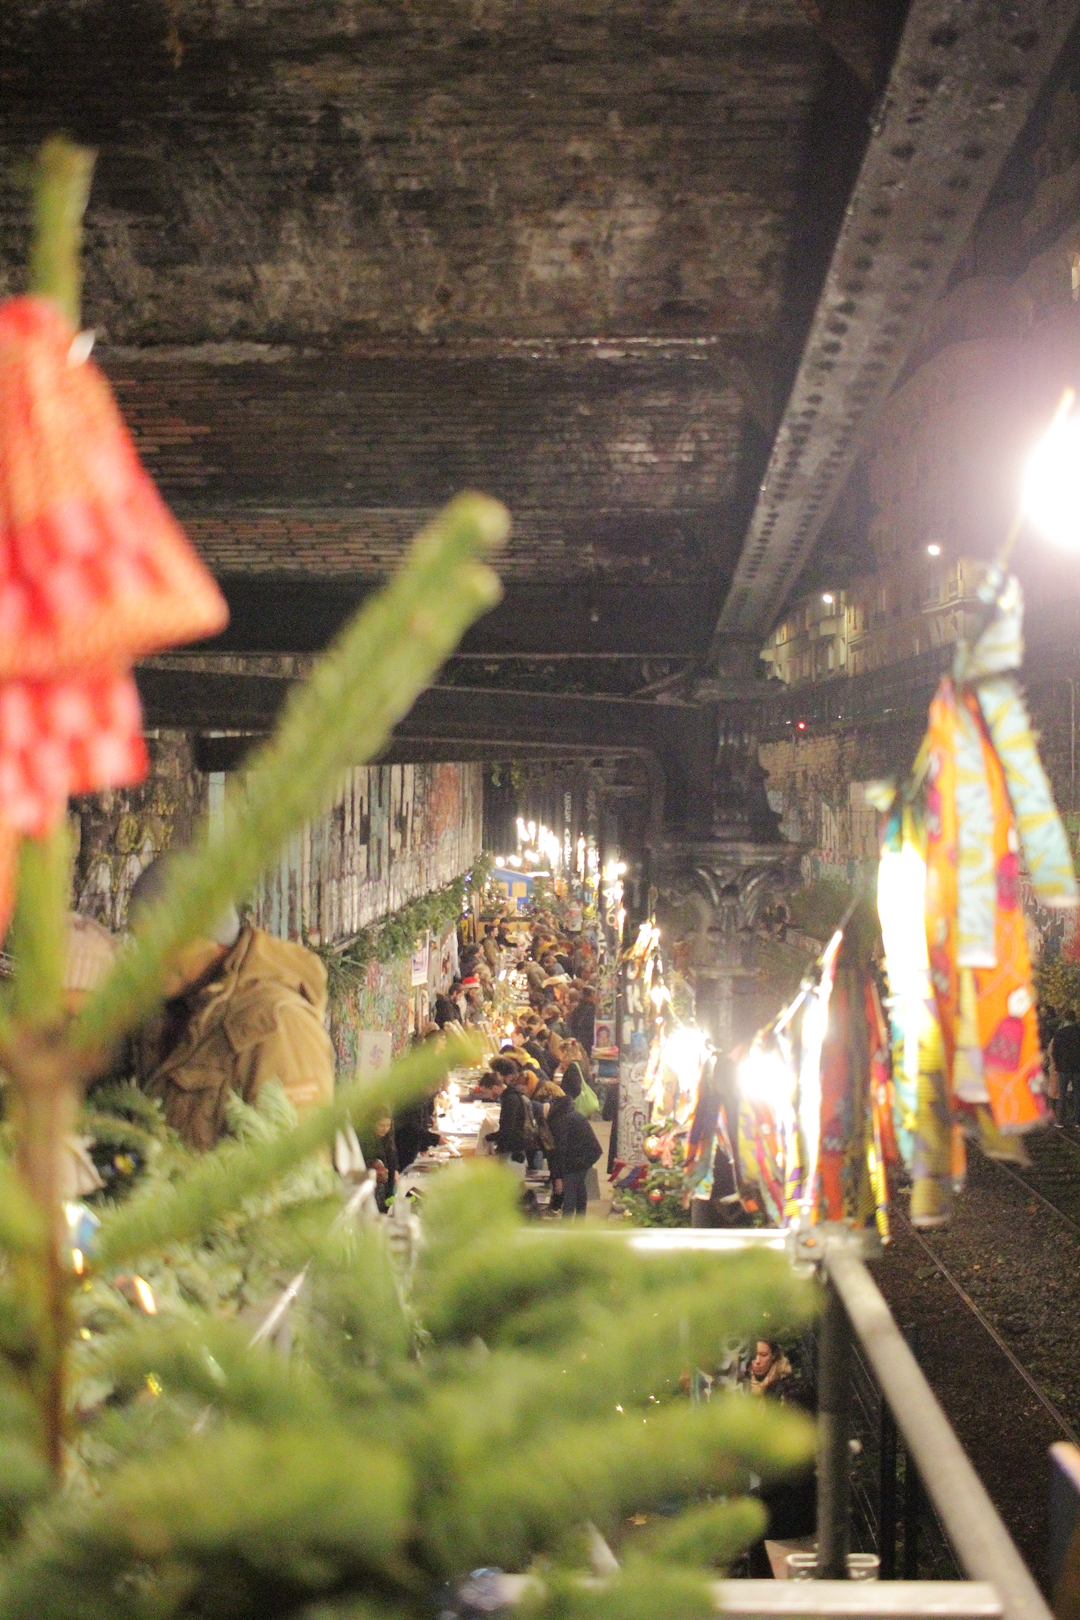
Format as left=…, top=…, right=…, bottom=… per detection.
left=731, top=926, right=897, bottom=1237
left=876, top=570, right=1072, bottom=1224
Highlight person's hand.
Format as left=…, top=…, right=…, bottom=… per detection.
left=374, top=1160, right=388, bottom=1183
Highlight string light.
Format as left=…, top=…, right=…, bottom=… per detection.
left=133, top=1276, right=157, bottom=1315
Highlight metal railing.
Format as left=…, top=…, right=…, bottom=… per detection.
left=625, top=1227, right=1054, bottom=1620
left=253, top=1214, right=1051, bottom=1620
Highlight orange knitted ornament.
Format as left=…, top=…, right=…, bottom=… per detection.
left=0, top=295, right=227, bottom=679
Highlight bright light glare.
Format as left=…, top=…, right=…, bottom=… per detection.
left=133, top=1276, right=157, bottom=1315
left=926, top=543, right=941, bottom=557
left=821, top=592, right=834, bottom=605
left=1024, top=396, right=1080, bottom=550
left=662, top=1026, right=708, bottom=1090
left=737, top=1044, right=796, bottom=1110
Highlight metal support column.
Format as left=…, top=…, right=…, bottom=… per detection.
left=817, top=1275, right=853, bottom=1577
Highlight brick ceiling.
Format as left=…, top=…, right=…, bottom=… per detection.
left=0, top=0, right=881, bottom=651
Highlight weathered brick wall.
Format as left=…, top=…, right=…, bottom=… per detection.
left=0, top=1, right=822, bottom=347
left=759, top=715, right=924, bottom=885
left=104, top=352, right=751, bottom=587
left=73, top=732, right=208, bottom=932
left=760, top=676, right=1079, bottom=902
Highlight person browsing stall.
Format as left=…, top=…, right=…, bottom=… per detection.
left=129, top=857, right=335, bottom=1152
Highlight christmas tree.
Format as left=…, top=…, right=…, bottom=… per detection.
left=0, top=139, right=818, bottom=1620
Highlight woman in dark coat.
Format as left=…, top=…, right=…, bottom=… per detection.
left=549, top=1067, right=602, bottom=1217
left=485, top=1074, right=532, bottom=1166
left=359, top=1111, right=399, bottom=1212
left=567, top=987, right=596, bottom=1055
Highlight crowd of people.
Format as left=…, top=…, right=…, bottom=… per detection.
left=380, top=906, right=610, bottom=1217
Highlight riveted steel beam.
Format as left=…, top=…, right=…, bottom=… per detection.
left=714, top=0, right=1080, bottom=646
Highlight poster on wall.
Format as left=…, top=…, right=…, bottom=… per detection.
left=438, top=925, right=459, bottom=989
left=357, top=1031, right=393, bottom=1079
left=593, top=1018, right=616, bottom=1054
left=410, top=935, right=430, bottom=986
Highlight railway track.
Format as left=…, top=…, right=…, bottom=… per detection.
left=985, top=1127, right=1080, bottom=1237
left=887, top=1124, right=1080, bottom=1448
left=895, top=1208, right=1080, bottom=1446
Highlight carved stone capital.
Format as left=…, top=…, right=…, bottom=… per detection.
left=651, top=836, right=802, bottom=1049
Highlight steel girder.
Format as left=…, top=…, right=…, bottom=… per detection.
left=714, top=0, right=1080, bottom=647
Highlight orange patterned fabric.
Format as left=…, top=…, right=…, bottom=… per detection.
left=924, top=680, right=960, bottom=1085
left=964, top=690, right=1045, bottom=1133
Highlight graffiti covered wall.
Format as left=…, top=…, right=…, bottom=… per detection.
left=246, top=762, right=483, bottom=946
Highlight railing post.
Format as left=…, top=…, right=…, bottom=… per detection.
left=879, top=1385, right=898, bottom=1579
left=817, top=1273, right=853, bottom=1577
left=902, top=1325, right=923, bottom=1579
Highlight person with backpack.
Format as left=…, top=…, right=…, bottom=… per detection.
left=550, top=1066, right=603, bottom=1216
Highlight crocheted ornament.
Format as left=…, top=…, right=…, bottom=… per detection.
left=0, top=295, right=227, bottom=679
left=0, top=670, right=147, bottom=838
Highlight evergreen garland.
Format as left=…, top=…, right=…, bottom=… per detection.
left=309, top=855, right=492, bottom=1007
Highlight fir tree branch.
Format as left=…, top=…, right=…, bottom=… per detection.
left=418, top=1395, right=814, bottom=1575
left=4, top=827, right=69, bottom=1031
left=71, top=495, right=508, bottom=1060
left=635, top=1499, right=767, bottom=1567
left=311, top=856, right=492, bottom=1004
left=95, top=1034, right=477, bottom=1268
left=27, top=137, right=95, bottom=328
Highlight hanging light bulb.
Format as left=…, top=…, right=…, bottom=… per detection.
left=1023, top=388, right=1080, bottom=550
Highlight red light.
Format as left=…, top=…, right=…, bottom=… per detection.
left=797, top=720, right=807, bottom=731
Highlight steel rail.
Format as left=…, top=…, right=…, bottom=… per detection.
left=895, top=1211, right=1079, bottom=1445
left=825, top=1247, right=1055, bottom=1620
left=984, top=1153, right=1080, bottom=1239
left=714, top=0, right=1080, bottom=646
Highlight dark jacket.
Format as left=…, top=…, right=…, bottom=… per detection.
left=433, top=992, right=461, bottom=1029
left=549, top=1094, right=602, bottom=1176
left=568, top=1000, right=596, bottom=1054
left=359, top=1121, right=399, bottom=1212
left=396, top=1096, right=440, bottom=1170
left=525, top=1040, right=557, bottom=1079
left=487, top=1086, right=531, bottom=1159
left=1052, top=1021, right=1080, bottom=1073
